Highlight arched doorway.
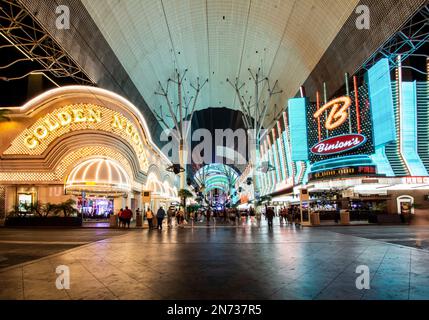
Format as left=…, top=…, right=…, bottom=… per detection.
left=397, top=195, right=414, bottom=214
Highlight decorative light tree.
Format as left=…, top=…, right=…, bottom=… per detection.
left=226, top=68, right=282, bottom=198
left=154, top=69, right=208, bottom=189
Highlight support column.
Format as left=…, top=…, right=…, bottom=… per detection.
left=126, top=193, right=132, bottom=218
left=0, top=186, right=6, bottom=224
left=113, top=196, right=125, bottom=215
left=179, top=141, right=185, bottom=189
left=5, top=186, right=16, bottom=217
left=136, top=192, right=142, bottom=213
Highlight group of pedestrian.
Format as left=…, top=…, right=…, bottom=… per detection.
left=117, top=204, right=302, bottom=231
left=118, top=206, right=133, bottom=228
left=144, top=206, right=187, bottom=230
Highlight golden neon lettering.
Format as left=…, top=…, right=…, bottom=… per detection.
left=21, top=105, right=146, bottom=164
left=72, top=109, right=86, bottom=123
left=34, top=126, right=48, bottom=140
left=111, top=114, right=125, bottom=129
left=313, top=96, right=352, bottom=131
left=87, top=109, right=102, bottom=123
left=57, top=111, right=72, bottom=126
left=24, top=135, right=39, bottom=149
left=44, top=118, right=60, bottom=132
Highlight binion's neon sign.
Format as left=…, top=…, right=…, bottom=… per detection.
left=313, top=96, right=352, bottom=130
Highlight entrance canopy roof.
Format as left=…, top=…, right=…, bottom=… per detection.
left=65, top=158, right=131, bottom=195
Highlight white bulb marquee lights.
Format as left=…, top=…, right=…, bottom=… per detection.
left=65, top=158, right=131, bottom=195
left=145, top=173, right=178, bottom=200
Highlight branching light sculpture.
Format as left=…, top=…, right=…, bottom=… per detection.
left=154, top=69, right=208, bottom=188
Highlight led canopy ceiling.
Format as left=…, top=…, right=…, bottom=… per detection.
left=194, top=163, right=239, bottom=193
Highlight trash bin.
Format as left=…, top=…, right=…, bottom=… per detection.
left=340, top=210, right=350, bottom=225
left=310, top=212, right=320, bottom=226
left=110, top=214, right=118, bottom=228
left=136, top=214, right=143, bottom=228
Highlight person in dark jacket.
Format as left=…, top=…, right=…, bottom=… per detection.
left=266, top=207, right=275, bottom=230
left=156, top=206, right=166, bottom=230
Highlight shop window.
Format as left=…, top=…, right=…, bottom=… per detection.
left=18, top=193, right=33, bottom=212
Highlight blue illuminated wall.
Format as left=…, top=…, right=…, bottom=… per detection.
left=288, top=98, right=309, bottom=161
left=281, top=131, right=294, bottom=178
left=400, top=81, right=428, bottom=176
left=367, top=58, right=396, bottom=147
left=370, top=147, right=395, bottom=176
left=366, top=58, right=396, bottom=176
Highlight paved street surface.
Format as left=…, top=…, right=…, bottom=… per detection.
left=0, top=228, right=128, bottom=268
left=0, top=224, right=429, bottom=300
left=324, top=225, right=429, bottom=251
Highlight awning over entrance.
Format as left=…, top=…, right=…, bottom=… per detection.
left=65, top=158, right=131, bottom=196
left=145, top=173, right=178, bottom=201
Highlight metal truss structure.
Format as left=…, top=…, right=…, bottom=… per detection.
left=357, top=3, right=429, bottom=76
left=0, top=0, right=93, bottom=84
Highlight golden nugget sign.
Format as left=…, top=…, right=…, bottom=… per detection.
left=313, top=96, right=352, bottom=131
left=5, top=104, right=147, bottom=167
left=24, top=107, right=102, bottom=149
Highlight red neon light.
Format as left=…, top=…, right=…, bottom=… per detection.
left=316, top=91, right=321, bottom=141
left=353, top=76, right=361, bottom=134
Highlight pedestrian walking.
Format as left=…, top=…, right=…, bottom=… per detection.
left=256, top=206, right=262, bottom=227
left=266, top=207, right=275, bottom=230
left=175, top=209, right=180, bottom=226
left=146, top=207, right=154, bottom=230
left=250, top=206, right=255, bottom=223
left=122, top=206, right=132, bottom=229
left=118, top=208, right=124, bottom=228
left=157, top=206, right=166, bottom=230
left=206, top=208, right=211, bottom=226
left=180, top=208, right=185, bottom=225
left=167, top=207, right=173, bottom=228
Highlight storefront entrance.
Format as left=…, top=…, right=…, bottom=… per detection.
left=77, top=196, right=114, bottom=220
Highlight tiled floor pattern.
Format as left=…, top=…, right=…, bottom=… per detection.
left=1, top=226, right=428, bottom=300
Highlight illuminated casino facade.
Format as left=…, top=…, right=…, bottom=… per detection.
left=0, top=0, right=428, bottom=222
left=256, top=56, right=429, bottom=216
left=0, top=86, right=178, bottom=220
